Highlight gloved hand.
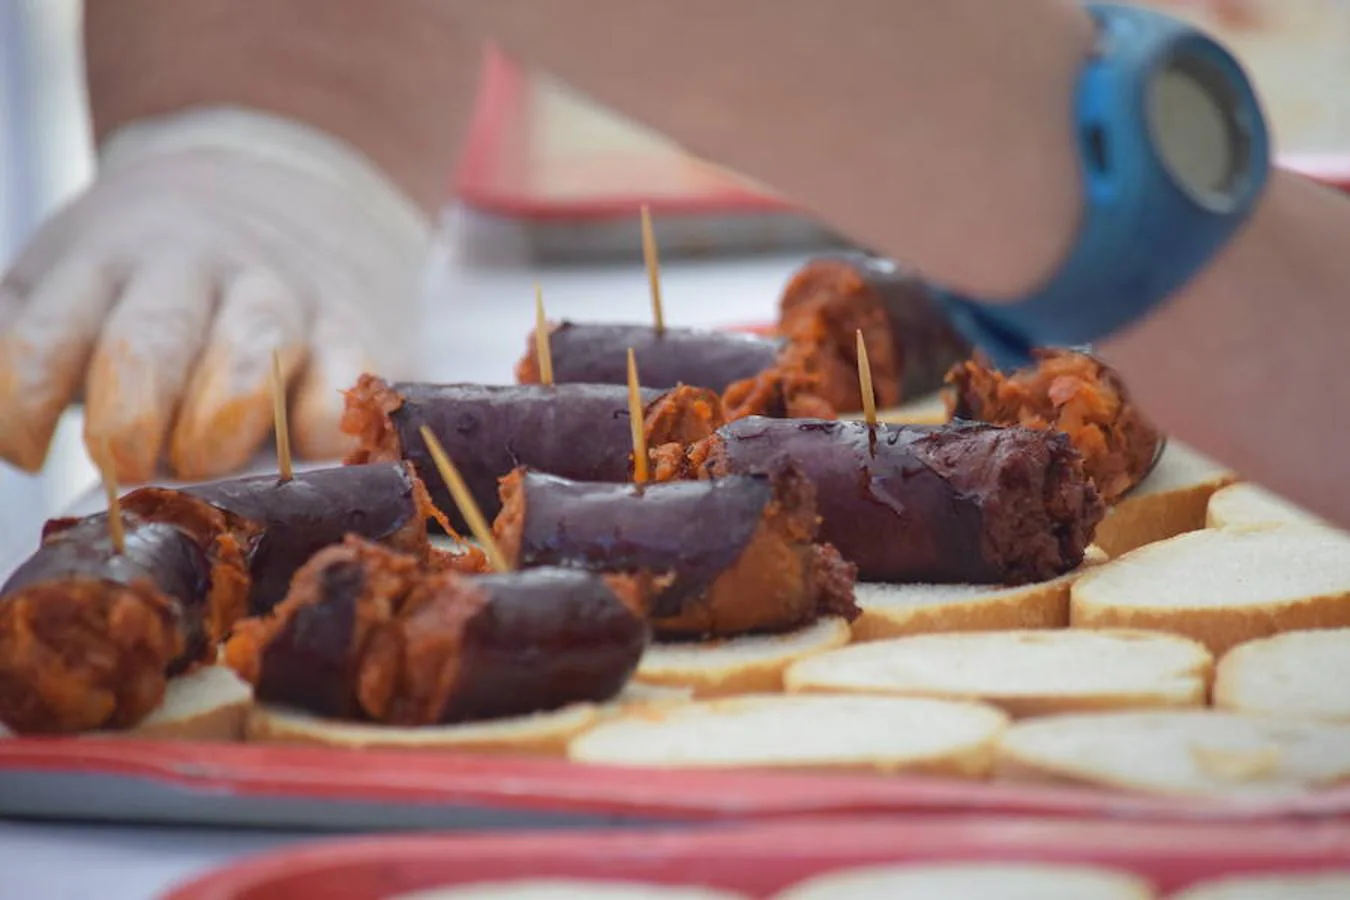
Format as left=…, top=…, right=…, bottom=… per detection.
left=0, top=107, right=433, bottom=483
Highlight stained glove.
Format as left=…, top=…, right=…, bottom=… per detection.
left=0, top=107, right=432, bottom=482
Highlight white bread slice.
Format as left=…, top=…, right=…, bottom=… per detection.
left=784, top=629, right=1212, bottom=718
left=1092, top=441, right=1236, bottom=557
left=1215, top=629, right=1350, bottom=721
left=394, top=880, right=749, bottom=900
left=1071, top=526, right=1350, bottom=656
left=850, top=547, right=1108, bottom=642
left=773, top=862, right=1156, bottom=900
left=635, top=617, right=851, bottom=697
left=1206, top=481, right=1328, bottom=530
left=0, top=665, right=253, bottom=741
left=568, top=694, right=1008, bottom=777
left=1171, top=872, right=1350, bottom=900
left=247, top=702, right=602, bottom=756
left=996, top=709, right=1350, bottom=799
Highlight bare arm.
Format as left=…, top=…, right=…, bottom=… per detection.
left=437, top=0, right=1096, bottom=299
left=441, top=0, right=1350, bottom=523
left=84, top=0, right=481, bottom=215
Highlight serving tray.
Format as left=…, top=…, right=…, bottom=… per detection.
left=164, top=815, right=1350, bottom=899
left=5, top=737, right=1350, bottom=833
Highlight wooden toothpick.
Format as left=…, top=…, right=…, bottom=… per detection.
left=97, top=438, right=125, bottom=555
left=856, top=330, right=878, bottom=429
left=534, top=283, right=555, bottom=386
left=640, top=205, right=665, bottom=334
left=271, top=348, right=293, bottom=482
left=626, top=348, right=649, bottom=484
left=418, top=425, right=509, bottom=573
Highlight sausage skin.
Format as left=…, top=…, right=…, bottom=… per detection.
left=0, top=494, right=253, bottom=733
left=342, top=375, right=724, bottom=529
left=517, top=321, right=784, bottom=394
left=226, top=538, right=650, bottom=725
left=689, top=417, right=1104, bottom=585
left=182, top=461, right=439, bottom=615
left=494, top=468, right=857, bottom=638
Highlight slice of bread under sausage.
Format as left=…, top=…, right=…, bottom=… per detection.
left=394, top=880, right=750, bottom=900
left=1206, top=481, right=1328, bottom=530
left=784, top=629, right=1212, bottom=718
left=772, top=862, right=1157, bottom=900
left=568, top=694, right=1009, bottom=778
left=245, top=683, right=684, bottom=756
left=1091, top=441, right=1236, bottom=557
left=0, top=665, right=253, bottom=741
left=1215, top=628, right=1350, bottom=722
left=1170, top=872, right=1350, bottom=900
left=634, top=616, right=852, bottom=698
left=849, top=547, right=1107, bottom=642
left=1070, top=525, right=1350, bottom=656
left=996, top=709, right=1350, bottom=799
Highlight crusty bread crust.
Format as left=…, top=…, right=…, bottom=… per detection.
left=98, top=665, right=252, bottom=742
left=1071, top=528, right=1350, bottom=656
left=634, top=617, right=851, bottom=698
left=849, top=548, right=1107, bottom=642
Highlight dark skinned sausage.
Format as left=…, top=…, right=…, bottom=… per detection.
left=517, top=321, right=784, bottom=394
left=182, top=461, right=440, bottom=615
left=494, top=468, right=857, bottom=638
left=226, top=537, right=650, bottom=725
left=689, top=417, right=1104, bottom=585
left=342, top=375, right=724, bottom=530
left=0, top=494, right=253, bottom=734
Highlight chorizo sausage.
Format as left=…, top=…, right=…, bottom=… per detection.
left=494, top=467, right=857, bottom=638
left=688, top=417, right=1104, bottom=585
left=226, top=537, right=649, bottom=724
left=342, top=375, right=724, bottom=530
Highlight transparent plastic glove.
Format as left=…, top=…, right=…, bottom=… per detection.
left=0, top=108, right=432, bottom=482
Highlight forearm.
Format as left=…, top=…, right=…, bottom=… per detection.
left=439, top=0, right=1095, bottom=298
left=83, top=0, right=480, bottom=215
left=1100, top=170, right=1350, bottom=523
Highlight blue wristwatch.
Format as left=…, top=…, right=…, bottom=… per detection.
left=935, top=2, right=1271, bottom=371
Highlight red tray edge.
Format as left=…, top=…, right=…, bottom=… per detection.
left=164, top=815, right=1350, bottom=900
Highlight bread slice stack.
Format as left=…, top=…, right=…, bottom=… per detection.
left=773, top=862, right=1157, bottom=900
left=996, top=709, right=1350, bottom=798
left=1206, top=482, right=1327, bottom=530
left=1215, top=629, right=1350, bottom=722
left=784, top=630, right=1212, bottom=718
left=569, top=694, right=1008, bottom=777
left=1091, top=441, right=1235, bottom=557
left=1071, top=526, right=1350, bottom=655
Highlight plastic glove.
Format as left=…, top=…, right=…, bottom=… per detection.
left=0, top=108, right=432, bottom=482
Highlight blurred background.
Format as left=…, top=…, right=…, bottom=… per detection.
left=1, top=0, right=1349, bottom=557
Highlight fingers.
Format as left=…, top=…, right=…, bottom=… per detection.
left=291, top=312, right=377, bottom=462
left=84, top=258, right=218, bottom=483
left=0, top=260, right=122, bottom=470
left=168, top=270, right=307, bottom=479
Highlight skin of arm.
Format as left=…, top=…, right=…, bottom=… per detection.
left=439, top=1, right=1350, bottom=524
left=83, top=0, right=482, bottom=216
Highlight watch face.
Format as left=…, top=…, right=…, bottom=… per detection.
left=1146, top=54, right=1251, bottom=207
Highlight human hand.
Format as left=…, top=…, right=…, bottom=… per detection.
left=0, top=108, right=432, bottom=482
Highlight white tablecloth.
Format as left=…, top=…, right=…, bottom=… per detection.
left=1, top=209, right=808, bottom=900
